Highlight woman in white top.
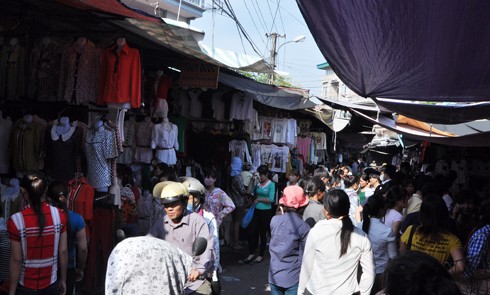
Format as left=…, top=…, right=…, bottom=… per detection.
left=383, top=186, right=406, bottom=240
left=361, top=194, right=397, bottom=294
left=299, top=189, right=375, bottom=295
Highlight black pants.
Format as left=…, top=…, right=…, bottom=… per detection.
left=16, top=282, right=58, bottom=295
left=66, top=268, right=76, bottom=295
left=247, top=208, right=271, bottom=257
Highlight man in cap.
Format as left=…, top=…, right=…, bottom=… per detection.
left=180, top=177, right=221, bottom=295
left=148, top=181, right=214, bottom=295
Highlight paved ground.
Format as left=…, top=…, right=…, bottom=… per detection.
left=219, top=244, right=271, bottom=295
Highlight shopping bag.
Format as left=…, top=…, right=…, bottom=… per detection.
left=241, top=203, right=256, bottom=229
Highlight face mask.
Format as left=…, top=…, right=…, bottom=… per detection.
left=186, top=203, right=194, bottom=212
left=380, top=174, right=385, bottom=182
left=204, top=178, right=214, bottom=187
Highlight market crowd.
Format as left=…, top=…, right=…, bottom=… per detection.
left=1, top=158, right=490, bottom=295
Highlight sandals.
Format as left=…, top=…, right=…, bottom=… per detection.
left=238, top=256, right=255, bottom=264
left=251, top=256, right=264, bottom=264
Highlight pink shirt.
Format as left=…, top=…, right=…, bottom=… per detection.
left=204, top=188, right=235, bottom=225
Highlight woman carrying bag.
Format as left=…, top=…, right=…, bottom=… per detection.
left=239, top=165, right=275, bottom=265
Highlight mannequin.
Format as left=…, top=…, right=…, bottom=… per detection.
left=1, top=178, right=21, bottom=220
left=151, top=100, right=179, bottom=165
left=95, top=119, right=104, bottom=129
left=56, top=116, right=71, bottom=135
left=152, top=70, right=173, bottom=117
left=41, top=36, right=51, bottom=46
left=23, top=114, right=33, bottom=124
left=76, top=37, right=87, bottom=49
left=116, top=37, right=126, bottom=51
left=98, top=37, right=141, bottom=108
left=9, top=37, right=18, bottom=47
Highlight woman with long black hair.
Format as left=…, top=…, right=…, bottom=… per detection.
left=47, top=181, right=87, bottom=295
left=400, top=195, right=465, bottom=278
left=7, top=172, right=68, bottom=295
left=298, top=189, right=375, bottom=295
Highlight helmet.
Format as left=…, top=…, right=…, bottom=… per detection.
left=156, top=181, right=189, bottom=204
left=179, top=177, right=205, bottom=199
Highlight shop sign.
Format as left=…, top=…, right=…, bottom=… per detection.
left=179, top=59, right=219, bottom=89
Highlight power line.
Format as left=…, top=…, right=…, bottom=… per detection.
left=243, top=0, right=267, bottom=48
left=251, top=0, right=269, bottom=36
left=266, top=0, right=280, bottom=33
left=276, top=0, right=286, bottom=35
left=212, top=0, right=265, bottom=58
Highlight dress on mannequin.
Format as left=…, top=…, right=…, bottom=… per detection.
left=151, top=110, right=179, bottom=165
left=85, top=121, right=119, bottom=191
left=10, top=114, right=42, bottom=174
left=0, top=178, right=21, bottom=221
left=134, top=117, right=154, bottom=164
left=0, top=111, right=12, bottom=174
left=45, top=116, right=83, bottom=183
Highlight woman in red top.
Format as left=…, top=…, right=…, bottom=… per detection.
left=7, top=172, right=68, bottom=295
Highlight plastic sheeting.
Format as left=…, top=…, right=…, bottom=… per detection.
left=351, top=109, right=490, bottom=147
left=373, top=99, right=490, bottom=124
left=219, top=72, right=316, bottom=110
left=296, top=0, right=490, bottom=102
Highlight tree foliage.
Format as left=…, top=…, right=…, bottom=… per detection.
left=239, top=71, right=294, bottom=87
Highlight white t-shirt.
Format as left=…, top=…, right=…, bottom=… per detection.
left=230, top=92, right=254, bottom=121
left=311, top=132, right=327, bottom=150
left=211, top=90, right=226, bottom=121
left=271, top=118, right=288, bottom=144
left=260, top=144, right=275, bottom=166
left=270, top=146, right=289, bottom=173
left=251, top=144, right=261, bottom=173
left=258, top=116, right=273, bottom=141
left=229, top=139, right=251, bottom=163
left=384, top=209, right=403, bottom=234
left=286, top=118, right=297, bottom=145
left=188, top=89, right=202, bottom=118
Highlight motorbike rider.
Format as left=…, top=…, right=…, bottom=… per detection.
left=148, top=181, right=214, bottom=295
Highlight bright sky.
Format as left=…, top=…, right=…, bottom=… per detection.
left=192, top=0, right=326, bottom=96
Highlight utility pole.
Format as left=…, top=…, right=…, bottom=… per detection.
left=266, top=32, right=285, bottom=84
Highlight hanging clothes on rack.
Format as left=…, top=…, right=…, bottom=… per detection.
left=85, top=120, right=121, bottom=190
left=229, top=139, right=252, bottom=163
left=134, top=117, right=154, bottom=164
left=28, top=38, right=61, bottom=101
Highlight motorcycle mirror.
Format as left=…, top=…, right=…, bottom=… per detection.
left=192, top=237, right=207, bottom=256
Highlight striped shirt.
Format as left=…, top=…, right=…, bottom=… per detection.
left=8, top=202, right=66, bottom=289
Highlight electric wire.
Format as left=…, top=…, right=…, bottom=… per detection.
left=266, top=0, right=280, bottom=33
left=243, top=0, right=267, bottom=48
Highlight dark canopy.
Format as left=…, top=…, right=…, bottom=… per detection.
left=296, top=0, right=490, bottom=102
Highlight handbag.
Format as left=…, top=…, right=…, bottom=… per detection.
left=406, top=225, right=419, bottom=251
left=241, top=203, right=256, bottom=229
